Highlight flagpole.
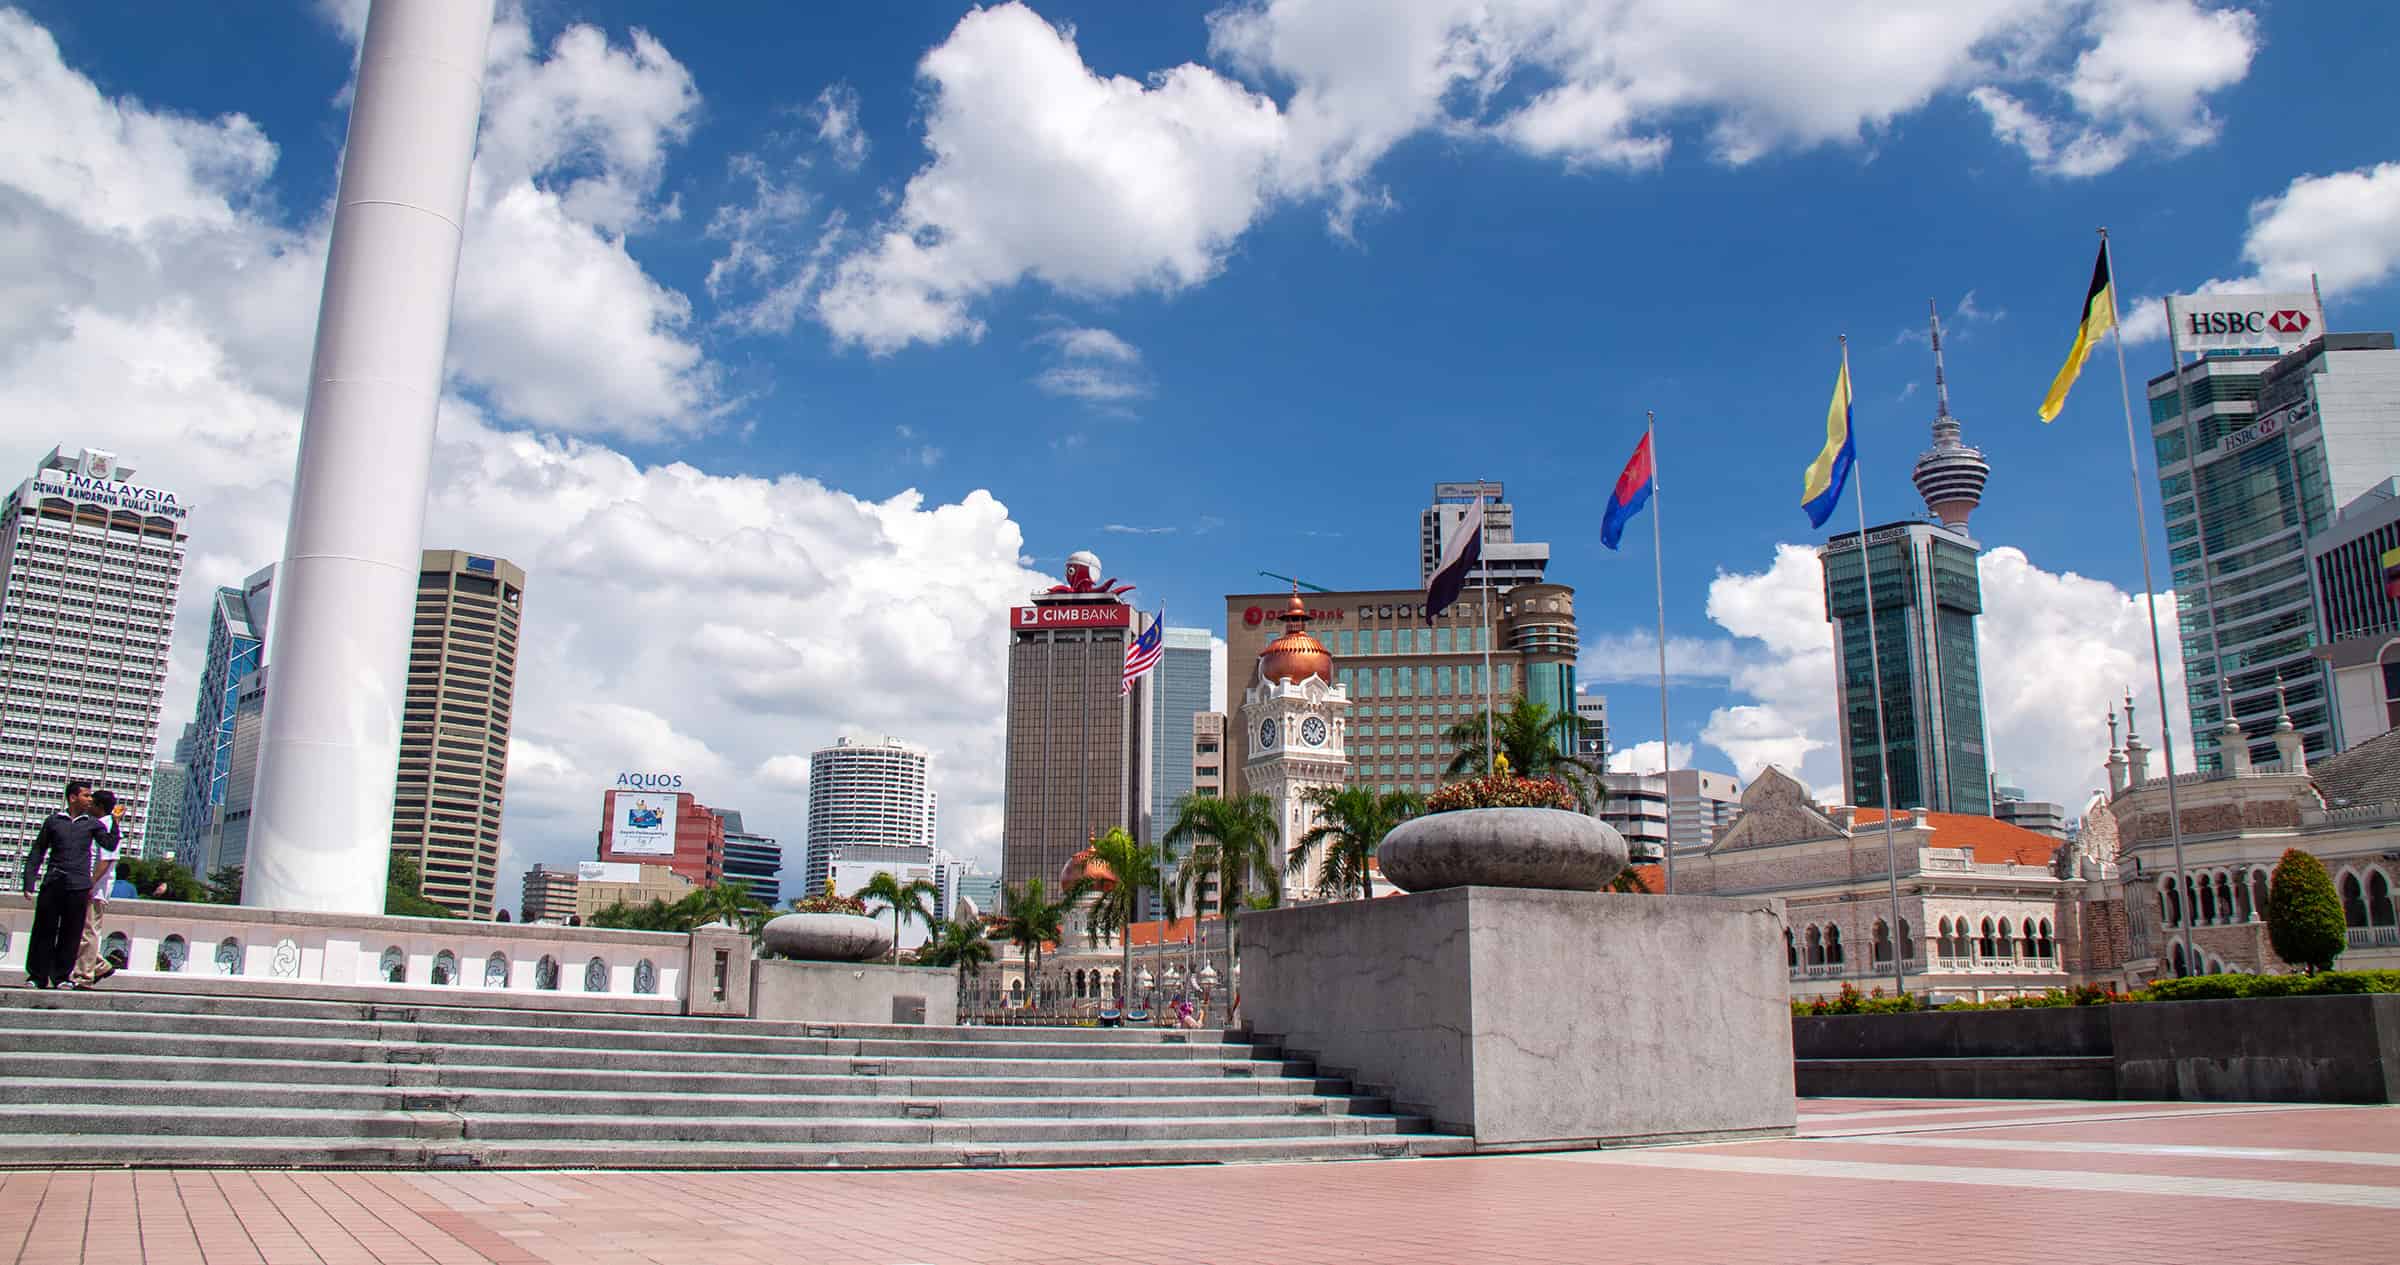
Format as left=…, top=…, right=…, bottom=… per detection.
left=1480, top=481, right=1496, bottom=776
left=1647, top=412, right=1674, bottom=894
left=2101, top=227, right=2197, bottom=976
left=1843, top=335, right=1910, bottom=1000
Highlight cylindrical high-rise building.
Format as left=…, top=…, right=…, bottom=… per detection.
left=246, top=0, right=496, bottom=913
left=804, top=737, right=937, bottom=894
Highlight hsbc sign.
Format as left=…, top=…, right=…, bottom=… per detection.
left=2169, top=293, right=2323, bottom=355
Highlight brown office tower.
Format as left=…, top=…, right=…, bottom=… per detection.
left=1001, top=550, right=1153, bottom=892
left=1221, top=583, right=1578, bottom=798
left=390, top=550, right=525, bottom=918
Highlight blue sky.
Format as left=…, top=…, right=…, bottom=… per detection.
left=7, top=1, right=2399, bottom=881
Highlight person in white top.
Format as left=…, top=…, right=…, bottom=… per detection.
left=65, top=789, right=125, bottom=989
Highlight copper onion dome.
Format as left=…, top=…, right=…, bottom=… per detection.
left=1257, top=587, right=1333, bottom=685
left=1061, top=847, right=1117, bottom=891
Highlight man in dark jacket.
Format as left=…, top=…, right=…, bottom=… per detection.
left=21, top=780, right=108, bottom=988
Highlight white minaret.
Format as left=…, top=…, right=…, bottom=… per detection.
left=244, top=0, right=497, bottom=914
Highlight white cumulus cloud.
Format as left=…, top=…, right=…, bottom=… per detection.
left=1689, top=542, right=2188, bottom=813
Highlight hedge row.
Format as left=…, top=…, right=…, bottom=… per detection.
left=1792, top=971, right=2400, bottom=1017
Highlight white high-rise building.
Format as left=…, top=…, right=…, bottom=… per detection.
left=0, top=446, right=190, bottom=884
left=1419, top=481, right=1550, bottom=591
left=803, top=736, right=937, bottom=894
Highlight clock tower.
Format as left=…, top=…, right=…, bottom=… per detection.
left=1241, top=589, right=1351, bottom=901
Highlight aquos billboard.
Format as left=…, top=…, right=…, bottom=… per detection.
left=2167, top=293, right=2323, bottom=355
left=607, top=785, right=680, bottom=856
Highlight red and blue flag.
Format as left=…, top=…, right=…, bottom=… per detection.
left=1600, top=432, right=1655, bottom=550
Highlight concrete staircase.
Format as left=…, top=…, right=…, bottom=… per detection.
left=0, top=989, right=1468, bottom=1169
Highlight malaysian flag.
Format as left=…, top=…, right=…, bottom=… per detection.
left=1122, top=612, right=1164, bottom=696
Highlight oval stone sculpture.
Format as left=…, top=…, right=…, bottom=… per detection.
left=1378, top=807, right=1629, bottom=893
left=762, top=912, right=893, bottom=962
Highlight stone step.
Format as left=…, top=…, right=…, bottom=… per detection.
left=0, top=1028, right=1308, bottom=1080
left=0, top=989, right=1235, bottom=1044
left=0, top=1076, right=1393, bottom=1121
left=0, top=1131, right=1468, bottom=1170
left=0, top=1103, right=1416, bottom=1146
left=0, top=1006, right=1252, bottom=1062
left=1, top=1052, right=1346, bottom=1100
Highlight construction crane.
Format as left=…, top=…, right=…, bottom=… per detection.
left=1257, top=570, right=1332, bottom=593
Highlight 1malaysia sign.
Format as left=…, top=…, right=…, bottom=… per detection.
left=2168, top=293, right=2323, bottom=355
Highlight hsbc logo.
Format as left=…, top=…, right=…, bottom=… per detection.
left=2269, top=309, right=2311, bottom=335
left=2181, top=307, right=2313, bottom=337
left=2172, top=294, right=2320, bottom=354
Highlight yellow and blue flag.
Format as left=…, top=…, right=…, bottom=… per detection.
left=1802, top=359, right=1855, bottom=527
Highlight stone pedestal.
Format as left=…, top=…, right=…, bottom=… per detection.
left=1240, top=886, right=1795, bottom=1149
left=751, top=958, right=959, bottom=1025
left=683, top=923, right=753, bottom=1018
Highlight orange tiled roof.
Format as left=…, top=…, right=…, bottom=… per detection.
left=1851, top=808, right=2057, bottom=867
left=1126, top=915, right=1220, bottom=947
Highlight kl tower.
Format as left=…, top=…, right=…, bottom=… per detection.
left=245, top=0, right=498, bottom=913
left=1911, top=299, right=1992, bottom=531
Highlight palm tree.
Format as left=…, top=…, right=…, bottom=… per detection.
left=1442, top=694, right=1605, bottom=809
left=1292, top=785, right=1420, bottom=900
left=682, top=880, right=771, bottom=933
left=1082, top=826, right=1161, bottom=1009
left=1163, top=791, right=1279, bottom=1019
left=859, top=871, right=940, bottom=964
left=994, top=878, right=1075, bottom=1013
left=918, top=918, right=997, bottom=1017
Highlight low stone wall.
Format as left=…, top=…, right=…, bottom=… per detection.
left=751, top=958, right=958, bottom=1025
left=1242, top=887, right=1795, bottom=1149
left=0, top=893, right=724, bottom=1015
left=1796, top=995, right=2400, bottom=1103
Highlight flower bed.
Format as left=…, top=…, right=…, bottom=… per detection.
left=786, top=891, right=867, bottom=916
left=1791, top=970, right=2400, bottom=1016
left=1426, top=774, right=1577, bottom=814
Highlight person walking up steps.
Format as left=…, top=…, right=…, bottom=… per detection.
left=66, top=789, right=126, bottom=989
left=20, top=780, right=109, bottom=989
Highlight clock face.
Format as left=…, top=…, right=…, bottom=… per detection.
left=1301, top=716, right=1328, bottom=747
left=1258, top=718, right=1278, bottom=749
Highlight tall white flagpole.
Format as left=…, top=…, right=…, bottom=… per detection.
left=1648, top=412, right=1674, bottom=893
left=1479, top=482, right=1496, bottom=776
left=1843, top=335, right=1911, bottom=999
left=2102, top=228, right=2198, bottom=976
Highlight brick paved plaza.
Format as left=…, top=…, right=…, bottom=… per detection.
left=3, top=1097, right=2395, bottom=1264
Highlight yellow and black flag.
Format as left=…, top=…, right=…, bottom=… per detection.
left=2038, top=243, right=2117, bottom=423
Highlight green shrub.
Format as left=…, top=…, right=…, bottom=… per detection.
left=1425, top=774, right=1578, bottom=814
left=2266, top=848, right=2346, bottom=974
left=2136, top=969, right=2400, bottom=1002
left=1791, top=983, right=1924, bottom=1016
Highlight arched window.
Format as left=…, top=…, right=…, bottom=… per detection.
left=432, top=950, right=457, bottom=985
left=379, top=947, right=405, bottom=983
left=2232, top=874, right=2252, bottom=922
left=1824, top=926, right=1844, bottom=965
left=1935, top=917, right=1952, bottom=955
left=156, top=934, right=187, bottom=973
left=1996, top=919, right=2016, bottom=959
left=583, top=957, right=609, bottom=993
left=1978, top=918, right=1997, bottom=959
left=2368, top=872, right=2397, bottom=928
left=1785, top=929, right=1797, bottom=967
left=1108, top=969, right=1121, bottom=997
left=2198, top=878, right=2217, bottom=924
left=2170, top=941, right=2187, bottom=977
left=2038, top=918, right=2056, bottom=960
left=1009, top=978, right=1025, bottom=1004
left=484, top=952, right=509, bottom=988
left=2163, top=882, right=2180, bottom=926
left=535, top=955, right=560, bottom=991
left=634, top=959, right=658, bottom=995
left=101, top=931, right=129, bottom=968
left=1899, top=918, right=1915, bottom=962
left=2251, top=871, right=2270, bottom=921
left=215, top=938, right=243, bottom=976
left=2218, top=874, right=2238, bottom=924
left=1805, top=926, right=1824, bottom=966
left=2341, top=874, right=2369, bottom=927
left=1871, top=919, right=1893, bottom=964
